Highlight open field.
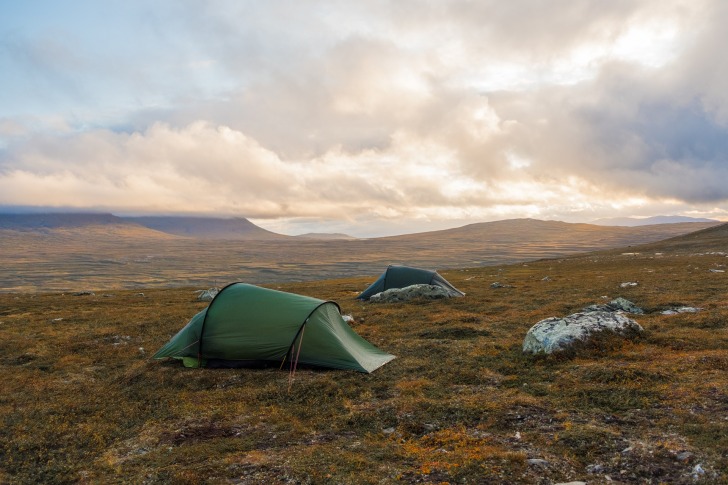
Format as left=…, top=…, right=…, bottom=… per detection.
left=1, top=225, right=726, bottom=483
left=0, top=219, right=719, bottom=292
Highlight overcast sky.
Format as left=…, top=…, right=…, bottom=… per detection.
left=1, top=0, right=727, bottom=236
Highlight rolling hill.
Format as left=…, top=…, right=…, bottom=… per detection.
left=591, top=215, right=719, bottom=226
left=603, top=220, right=728, bottom=254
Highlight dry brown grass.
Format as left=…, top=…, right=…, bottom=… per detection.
left=0, top=244, right=726, bottom=483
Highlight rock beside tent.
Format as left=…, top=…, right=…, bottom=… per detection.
left=196, top=288, right=220, bottom=301
left=369, top=284, right=453, bottom=303
left=357, top=265, right=464, bottom=300
left=523, top=311, right=644, bottom=355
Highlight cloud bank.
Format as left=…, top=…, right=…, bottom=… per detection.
left=1, top=0, right=727, bottom=236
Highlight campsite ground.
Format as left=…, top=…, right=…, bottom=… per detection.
left=1, top=235, right=727, bottom=483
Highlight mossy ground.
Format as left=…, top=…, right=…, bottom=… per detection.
left=0, top=249, right=726, bottom=484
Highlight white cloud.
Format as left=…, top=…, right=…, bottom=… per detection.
left=1, top=0, right=727, bottom=235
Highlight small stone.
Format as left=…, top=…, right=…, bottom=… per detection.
left=608, top=297, right=644, bottom=314
left=587, top=464, right=605, bottom=474
left=527, top=459, right=549, bottom=467
left=583, top=297, right=643, bottom=314
left=490, top=282, right=513, bottom=288
left=661, top=306, right=701, bottom=315
left=676, top=451, right=694, bottom=462
left=382, top=427, right=395, bottom=434
left=196, top=288, right=220, bottom=301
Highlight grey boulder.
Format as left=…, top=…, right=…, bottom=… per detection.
left=369, top=284, right=451, bottom=303
left=523, top=311, right=644, bottom=355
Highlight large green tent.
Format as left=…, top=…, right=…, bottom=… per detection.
left=357, top=265, right=465, bottom=300
left=154, top=283, right=394, bottom=373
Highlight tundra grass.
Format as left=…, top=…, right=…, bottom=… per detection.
left=0, top=249, right=726, bottom=483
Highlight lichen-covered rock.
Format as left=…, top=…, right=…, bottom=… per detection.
left=196, top=288, right=220, bottom=301
left=369, top=284, right=451, bottom=303
left=661, top=306, right=701, bottom=315
left=583, top=297, right=643, bottom=314
left=523, top=311, right=644, bottom=354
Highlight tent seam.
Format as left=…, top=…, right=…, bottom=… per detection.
left=197, top=281, right=242, bottom=366
left=284, top=300, right=341, bottom=363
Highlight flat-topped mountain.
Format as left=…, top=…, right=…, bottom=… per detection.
left=0, top=213, right=289, bottom=240
left=125, top=216, right=288, bottom=240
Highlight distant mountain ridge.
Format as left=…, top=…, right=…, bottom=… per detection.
left=591, top=215, right=719, bottom=226
left=0, top=213, right=722, bottom=242
left=295, top=232, right=357, bottom=240
left=1, top=214, right=723, bottom=291
left=0, top=213, right=288, bottom=240
left=0, top=212, right=134, bottom=229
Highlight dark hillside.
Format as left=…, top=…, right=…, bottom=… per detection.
left=632, top=222, right=728, bottom=253
left=384, top=218, right=720, bottom=247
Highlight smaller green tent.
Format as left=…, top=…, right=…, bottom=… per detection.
left=154, top=283, right=394, bottom=373
left=357, top=265, right=465, bottom=300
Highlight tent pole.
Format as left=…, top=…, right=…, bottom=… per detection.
left=288, top=324, right=306, bottom=393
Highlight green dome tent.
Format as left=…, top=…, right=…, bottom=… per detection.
left=357, top=265, right=465, bottom=300
left=154, top=283, right=395, bottom=373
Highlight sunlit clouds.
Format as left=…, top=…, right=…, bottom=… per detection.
left=1, top=0, right=726, bottom=236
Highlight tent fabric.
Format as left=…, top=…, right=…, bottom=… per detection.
left=153, top=283, right=395, bottom=373
left=357, top=265, right=465, bottom=300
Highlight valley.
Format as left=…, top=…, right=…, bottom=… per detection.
left=0, top=216, right=721, bottom=292
left=0, top=223, right=725, bottom=483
